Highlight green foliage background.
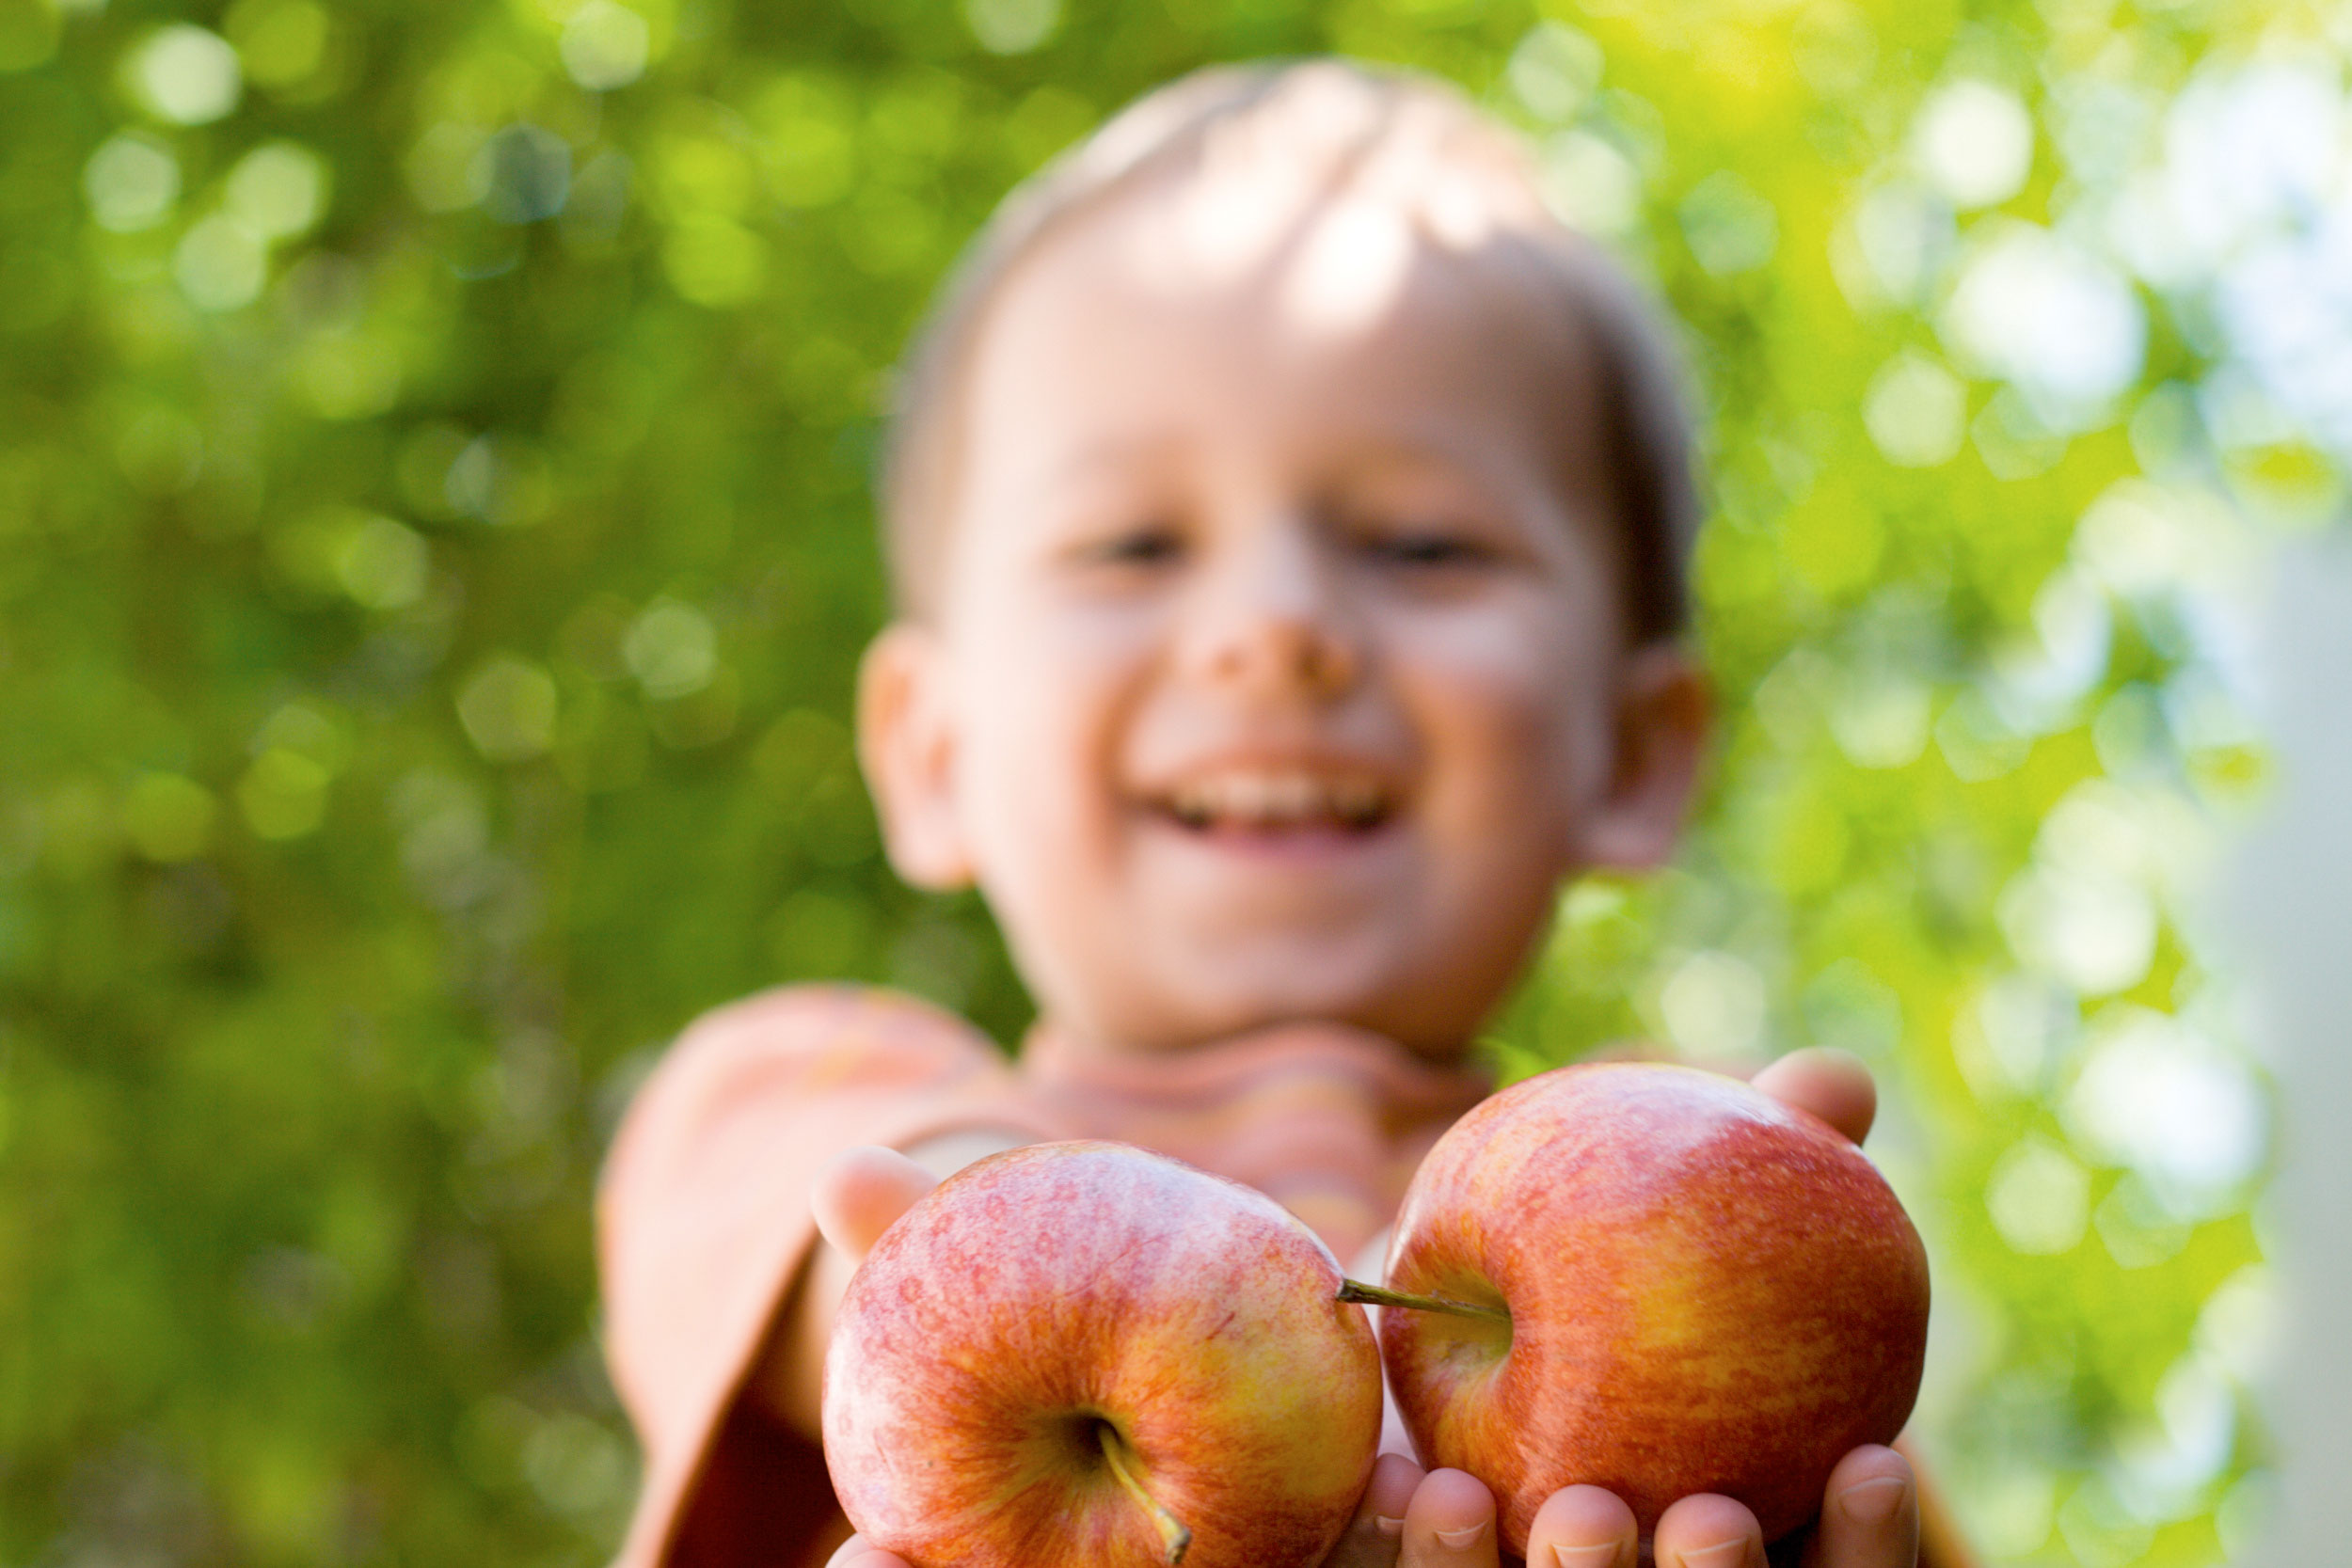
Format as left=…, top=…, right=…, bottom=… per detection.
left=1, top=0, right=2329, bottom=1560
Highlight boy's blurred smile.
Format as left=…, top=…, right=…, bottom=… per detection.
left=859, top=166, right=1708, bottom=1060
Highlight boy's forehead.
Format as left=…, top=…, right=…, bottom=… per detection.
left=970, top=170, right=1608, bottom=472
left=1104, top=118, right=1559, bottom=335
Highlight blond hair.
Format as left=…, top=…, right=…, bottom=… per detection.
left=879, top=58, right=1702, bottom=642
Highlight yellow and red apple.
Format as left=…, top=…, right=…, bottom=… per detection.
left=822, top=1140, right=1384, bottom=1568
left=1376, top=1062, right=1931, bottom=1551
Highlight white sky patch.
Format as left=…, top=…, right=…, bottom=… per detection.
left=2153, top=62, right=2341, bottom=277
left=2066, top=1008, right=2265, bottom=1219
left=1986, top=564, right=2112, bottom=735
left=1944, top=222, right=2146, bottom=430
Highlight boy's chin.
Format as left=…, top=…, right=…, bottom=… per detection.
left=1117, top=930, right=1479, bottom=1049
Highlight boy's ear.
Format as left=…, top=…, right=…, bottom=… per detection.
left=856, top=624, right=977, bottom=890
left=1574, top=643, right=1710, bottom=872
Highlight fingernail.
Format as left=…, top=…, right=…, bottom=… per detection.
left=1672, top=1539, right=1751, bottom=1568
left=1436, top=1522, right=1489, bottom=1550
left=1550, top=1544, right=1624, bottom=1568
left=1375, top=1516, right=1406, bottom=1538
left=1839, top=1475, right=1909, bottom=1524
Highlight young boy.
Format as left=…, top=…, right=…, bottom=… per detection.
left=598, top=60, right=1962, bottom=1568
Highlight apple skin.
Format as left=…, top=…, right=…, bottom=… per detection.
left=1379, top=1062, right=1930, bottom=1551
left=823, top=1140, right=1384, bottom=1568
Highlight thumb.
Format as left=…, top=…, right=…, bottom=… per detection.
left=813, top=1146, right=938, bottom=1263
left=1750, top=1048, right=1877, bottom=1147
left=824, top=1535, right=914, bottom=1568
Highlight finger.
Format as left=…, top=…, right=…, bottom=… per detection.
left=821, top=1534, right=911, bottom=1568
left=1400, top=1467, right=1501, bottom=1568
left=1653, top=1494, right=1766, bottom=1568
left=1524, top=1484, right=1638, bottom=1568
left=1751, top=1048, right=1876, bottom=1146
left=812, top=1146, right=938, bottom=1261
left=1800, top=1446, right=1916, bottom=1568
left=1323, top=1452, right=1425, bottom=1568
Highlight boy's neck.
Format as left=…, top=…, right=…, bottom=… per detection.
left=1014, top=1014, right=1495, bottom=1266
left=1018, top=1013, right=1494, bottom=1099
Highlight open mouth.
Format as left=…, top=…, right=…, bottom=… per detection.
left=1145, top=769, right=1397, bottom=836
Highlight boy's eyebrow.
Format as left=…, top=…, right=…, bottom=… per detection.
left=1019, top=427, right=1562, bottom=518
left=1025, top=435, right=1191, bottom=499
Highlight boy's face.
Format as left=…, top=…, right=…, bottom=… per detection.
left=861, top=181, right=1705, bottom=1055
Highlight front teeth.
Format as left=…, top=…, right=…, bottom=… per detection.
left=1164, top=772, right=1390, bottom=830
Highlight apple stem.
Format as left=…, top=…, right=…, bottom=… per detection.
left=1096, top=1419, right=1191, bottom=1565
left=1337, top=1278, right=1510, bottom=1323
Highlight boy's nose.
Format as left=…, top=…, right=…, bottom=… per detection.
left=1183, top=521, right=1362, bottom=700
left=1204, top=616, right=1359, bottom=696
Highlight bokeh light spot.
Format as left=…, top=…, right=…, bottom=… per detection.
left=226, top=141, right=329, bottom=240
left=1539, top=130, right=1640, bottom=237
left=1912, top=79, right=2034, bottom=210
left=561, top=0, right=649, bottom=91
left=1658, top=949, right=1767, bottom=1060
left=334, top=515, right=429, bottom=609
left=1944, top=223, right=2145, bottom=429
left=458, top=657, right=559, bottom=763
left=174, top=215, right=268, bottom=311
left=84, top=133, right=182, bottom=232
left=0, top=0, right=63, bottom=71
left=1986, top=1135, right=2090, bottom=1255
left=122, top=773, right=218, bottom=863
left=239, top=749, right=331, bottom=839
left=624, top=599, right=718, bottom=699
left=476, top=123, right=571, bottom=223
left=1506, top=21, right=1602, bottom=124
left=128, top=24, right=245, bottom=126
left=962, top=0, right=1059, bottom=55
left=226, top=0, right=329, bottom=90
left=1864, top=351, right=1966, bottom=467
left=1679, top=169, right=1778, bottom=276
left=406, top=122, right=492, bottom=213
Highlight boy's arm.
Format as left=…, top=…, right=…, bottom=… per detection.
left=596, top=986, right=1067, bottom=1568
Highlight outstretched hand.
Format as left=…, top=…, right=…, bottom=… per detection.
left=826, top=1447, right=1915, bottom=1568
left=820, top=1049, right=1920, bottom=1568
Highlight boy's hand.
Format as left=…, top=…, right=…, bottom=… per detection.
left=1333, top=1447, right=1917, bottom=1568
left=824, top=1453, right=1917, bottom=1568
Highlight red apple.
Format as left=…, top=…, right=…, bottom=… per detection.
left=1375, top=1062, right=1929, bottom=1551
left=823, top=1140, right=1384, bottom=1568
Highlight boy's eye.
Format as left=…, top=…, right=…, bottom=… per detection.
left=1079, top=523, right=1185, bottom=568
left=1362, top=528, right=1494, bottom=568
